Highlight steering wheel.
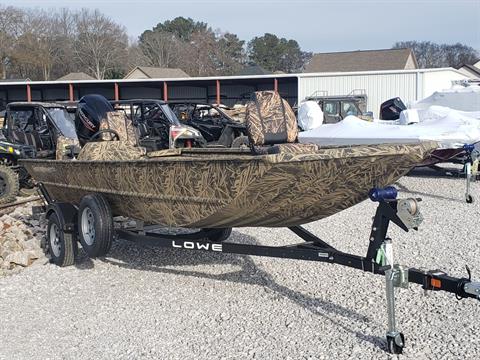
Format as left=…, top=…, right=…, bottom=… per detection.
left=89, top=129, right=120, bottom=142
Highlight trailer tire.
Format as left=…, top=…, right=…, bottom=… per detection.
left=0, top=165, right=19, bottom=205
left=204, top=228, right=232, bottom=242
left=386, top=332, right=405, bottom=354
left=78, top=194, right=114, bottom=258
left=47, top=212, right=77, bottom=267
left=466, top=195, right=474, bottom=204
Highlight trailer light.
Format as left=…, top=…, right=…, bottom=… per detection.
left=431, top=278, right=441, bottom=288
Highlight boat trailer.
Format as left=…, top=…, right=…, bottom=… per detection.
left=36, top=184, right=480, bottom=354
left=426, top=143, right=479, bottom=203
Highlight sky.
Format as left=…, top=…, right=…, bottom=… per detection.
left=2, top=0, right=479, bottom=53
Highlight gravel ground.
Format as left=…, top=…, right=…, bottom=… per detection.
left=0, top=174, right=479, bottom=360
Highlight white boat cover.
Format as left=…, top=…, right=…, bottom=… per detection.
left=298, top=101, right=323, bottom=130
left=411, top=86, right=480, bottom=112
left=299, top=106, right=480, bottom=149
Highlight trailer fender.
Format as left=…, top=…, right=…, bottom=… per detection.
left=46, top=203, right=78, bottom=233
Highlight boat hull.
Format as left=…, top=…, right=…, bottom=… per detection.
left=21, top=142, right=436, bottom=228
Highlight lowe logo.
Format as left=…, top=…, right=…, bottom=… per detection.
left=172, top=241, right=223, bottom=252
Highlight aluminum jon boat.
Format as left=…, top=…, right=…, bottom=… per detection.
left=21, top=140, right=437, bottom=228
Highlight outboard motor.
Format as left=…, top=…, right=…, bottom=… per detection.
left=75, top=94, right=114, bottom=144
left=380, top=97, right=407, bottom=120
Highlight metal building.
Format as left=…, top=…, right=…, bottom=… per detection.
left=297, top=68, right=468, bottom=117
left=0, top=68, right=468, bottom=117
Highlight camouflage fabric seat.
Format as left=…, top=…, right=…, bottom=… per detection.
left=98, top=111, right=137, bottom=145
left=245, top=91, right=317, bottom=155
left=77, top=141, right=146, bottom=161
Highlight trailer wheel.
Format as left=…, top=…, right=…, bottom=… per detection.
left=204, top=228, right=232, bottom=242
left=386, top=332, right=405, bottom=354
left=0, top=165, right=19, bottom=204
left=47, top=212, right=77, bottom=267
left=466, top=195, right=474, bottom=204
left=78, top=194, right=114, bottom=257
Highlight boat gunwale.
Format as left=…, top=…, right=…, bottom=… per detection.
left=19, top=142, right=435, bottom=166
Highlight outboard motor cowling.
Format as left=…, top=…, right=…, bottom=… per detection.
left=75, top=94, right=114, bottom=144
left=380, top=97, right=407, bottom=120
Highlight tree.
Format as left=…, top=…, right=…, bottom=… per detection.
left=138, top=30, right=178, bottom=68
left=73, top=9, right=129, bottom=79
left=150, top=17, right=208, bottom=41
left=442, top=43, right=479, bottom=68
left=216, top=32, right=245, bottom=74
left=0, top=5, right=24, bottom=79
left=139, top=17, right=246, bottom=76
left=12, top=9, right=66, bottom=80
left=247, top=33, right=307, bottom=73
left=393, top=41, right=479, bottom=68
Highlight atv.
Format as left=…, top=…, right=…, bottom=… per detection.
left=0, top=102, right=79, bottom=204
left=169, top=102, right=248, bottom=147
left=0, top=141, right=32, bottom=204
left=110, top=99, right=206, bottom=150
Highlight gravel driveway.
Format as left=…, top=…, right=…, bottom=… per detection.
left=0, top=174, right=479, bottom=359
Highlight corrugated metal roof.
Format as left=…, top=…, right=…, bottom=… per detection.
left=0, top=68, right=465, bottom=87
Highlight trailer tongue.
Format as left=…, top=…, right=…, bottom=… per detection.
left=37, top=184, right=480, bottom=354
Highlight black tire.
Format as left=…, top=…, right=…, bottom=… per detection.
left=0, top=165, right=19, bottom=204
left=204, top=228, right=232, bottom=242
left=386, top=333, right=405, bottom=355
left=231, top=136, right=249, bottom=148
left=466, top=195, right=474, bottom=204
left=47, top=212, right=77, bottom=267
left=78, top=194, right=114, bottom=258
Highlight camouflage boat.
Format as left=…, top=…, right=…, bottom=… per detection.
left=21, top=140, right=436, bottom=228
left=21, top=91, right=436, bottom=228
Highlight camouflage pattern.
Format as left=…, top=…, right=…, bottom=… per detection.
left=77, top=141, right=146, bottom=161
left=254, top=143, right=320, bottom=155
left=55, top=136, right=80, bottom=160
left=21, top=141, right=437, bottom=228
left=147, top=148, right=183, bottom=158
left=105, top=111, right=137, bottom=145
left=246, top=91, right=298, bottom=146
left=97, top=111, right=137, bottom=144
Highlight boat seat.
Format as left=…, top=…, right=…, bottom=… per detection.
left=98, top=111, right=137, bottom=145
left=77, top=141, right=146, bottom=161
left=245, top=91, right=317, bottom=155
